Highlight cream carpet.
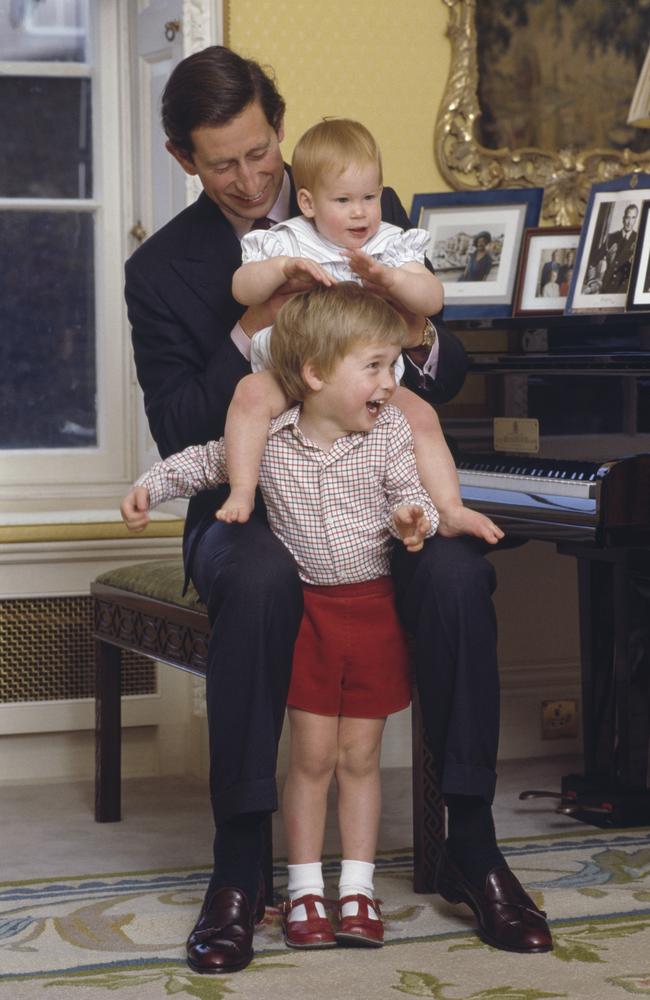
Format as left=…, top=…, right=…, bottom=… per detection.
left=2, top=828, right=650, bottom=1000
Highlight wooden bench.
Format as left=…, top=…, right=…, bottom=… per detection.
left=92, top=559, right=445, bottom=901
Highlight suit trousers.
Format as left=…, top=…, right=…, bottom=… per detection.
left=391, top=533, right=500, bottom=804
left=189, top=512, right=303, bottom=825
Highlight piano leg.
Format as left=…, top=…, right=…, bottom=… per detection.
left=554, top=544, right=650, bottom=826
left=572, top=548, right=618, bottom=781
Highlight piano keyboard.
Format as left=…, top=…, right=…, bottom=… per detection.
left=458, top=467, right=598, bottom=500
left=457, top=454, right=605, bottom=482
left=456, top=454, right=607, bottom=541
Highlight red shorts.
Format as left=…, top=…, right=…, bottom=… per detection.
left=287, top=577, right=411, bottom=718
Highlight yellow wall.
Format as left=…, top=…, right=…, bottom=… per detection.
left=227, top=0, right=452, bottom=215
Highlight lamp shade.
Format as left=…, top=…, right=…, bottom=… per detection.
left=628, top=46, right=650, bottom=128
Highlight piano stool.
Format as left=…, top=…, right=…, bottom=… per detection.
left=92, top=559, right=445, bottom=905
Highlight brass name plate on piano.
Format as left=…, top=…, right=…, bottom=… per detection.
left=493, top=418, right=539, bottom=454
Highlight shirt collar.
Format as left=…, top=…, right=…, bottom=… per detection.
left=270, top=405, right=302, bottom=435
left=269, top=402, right=393, bottom=441
left=269, top=170, right=291, bottom=225
left=231, top=169, right=292, bottom=240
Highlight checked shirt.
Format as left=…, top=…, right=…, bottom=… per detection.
left=137, top=403, right=438, bottom=586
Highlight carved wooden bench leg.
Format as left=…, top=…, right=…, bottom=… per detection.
left=95, top=637, right=122, bottom=822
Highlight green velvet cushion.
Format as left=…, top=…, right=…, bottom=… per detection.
left=95, top=559, right=204, bottom=611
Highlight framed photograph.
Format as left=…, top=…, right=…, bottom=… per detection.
left=410, top=187, right=544, bottom=319
left=565, top=172, right=650, bottom=315
left=626, top=200, right=650, bottom=311
left=513, top=227, right=581, bottom=316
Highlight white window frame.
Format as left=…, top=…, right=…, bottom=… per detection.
left=0, top=2, right=135, bottom=506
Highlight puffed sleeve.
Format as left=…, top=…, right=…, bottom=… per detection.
left=240, top=228, right=290, bottom=264
left=381, top=227, right=431, bottom=268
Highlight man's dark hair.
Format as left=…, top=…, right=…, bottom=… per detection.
left=161, top=45, right=286, bottom=159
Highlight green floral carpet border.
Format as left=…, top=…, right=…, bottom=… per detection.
left=3, top=828, right=650, bottom=999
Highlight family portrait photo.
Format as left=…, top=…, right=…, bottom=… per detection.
left=514, top=227, right=580, bottom=316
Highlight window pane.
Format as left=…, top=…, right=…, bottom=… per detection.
left=0, top=211, right=96, bottom=449
left=0, top=77, right=92, bottom=198
left=0, top=0, right=88, bottom=62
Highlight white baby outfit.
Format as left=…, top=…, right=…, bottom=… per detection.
left=240, top=215, right=431, bottom=378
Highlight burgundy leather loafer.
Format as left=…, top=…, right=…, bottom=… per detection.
left=186, top=883, right=264, bottom=974
left=436, top=850, right=552, bottom=953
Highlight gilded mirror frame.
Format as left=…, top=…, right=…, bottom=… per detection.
left=435, top=0, right=650, bottom=226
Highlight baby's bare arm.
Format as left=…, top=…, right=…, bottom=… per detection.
left=233, top=256, right=334, bottom=305
left=233, top=257, right=293, bottom=305
left=347, top=250, right=443, bottom=316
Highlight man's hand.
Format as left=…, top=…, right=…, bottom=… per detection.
left=437, top=503, right=504, bottom=545
left=393, top=504, right=431, bottom=552
left=120, top=486, right=151, bottom=532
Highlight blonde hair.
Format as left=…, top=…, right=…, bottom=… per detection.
left=291, top=118, right=383, bottom=193
left=269, top=282, right=407, bottom=402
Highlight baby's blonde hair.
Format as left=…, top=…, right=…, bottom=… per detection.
left=269, top=282, right=406, bottom=402
left=291, top=118, right=383, bottom=193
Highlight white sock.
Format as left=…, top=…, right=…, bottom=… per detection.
left=338, top=859, right=377, bottom=919
left=287, top=862, right=326, bottom=921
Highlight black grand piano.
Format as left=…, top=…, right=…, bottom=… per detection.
left=449, top=318, right=650, bottom=825
left=458, top=450, right=650, bottom=547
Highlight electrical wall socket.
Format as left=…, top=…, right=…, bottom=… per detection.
left=541, top=699, right=579, bottom=740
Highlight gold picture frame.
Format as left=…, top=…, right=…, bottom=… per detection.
left=435, top=0, right=650, bottom=226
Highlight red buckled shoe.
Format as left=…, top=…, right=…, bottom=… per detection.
left=281, top=894, right=336, bottom=949
left=336, top=894, right=384, bottom=947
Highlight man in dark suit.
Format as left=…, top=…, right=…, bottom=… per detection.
left=125, top=46, right=551, bottom=974
left=598, top=203, right=639, bottom=294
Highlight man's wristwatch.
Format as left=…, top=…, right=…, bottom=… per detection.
left=405, top=318, right=436, bottom=367
left=419, top=318, right=436, bottom=350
